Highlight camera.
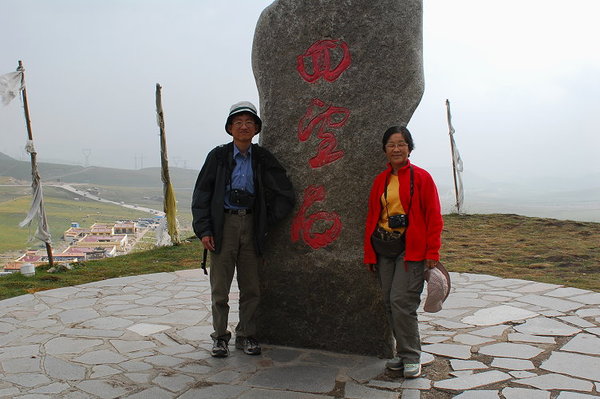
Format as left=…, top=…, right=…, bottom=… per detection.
left=229, top=189, right=255, bottom=208
left=388, top=214, right=408, bottom=229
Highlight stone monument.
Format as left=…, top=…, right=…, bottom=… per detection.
left=252, top=0, right=424, bottom=357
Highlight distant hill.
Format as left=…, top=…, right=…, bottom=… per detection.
left=0, top=152, right=198, bottom=188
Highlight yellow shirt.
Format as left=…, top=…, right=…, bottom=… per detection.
left=378, top=174, right=406, bottom=233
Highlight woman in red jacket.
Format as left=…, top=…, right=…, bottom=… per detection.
left=363, top=126, right=443, bottom=378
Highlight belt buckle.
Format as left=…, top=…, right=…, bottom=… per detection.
left=238, top=209, right=248, bottom=216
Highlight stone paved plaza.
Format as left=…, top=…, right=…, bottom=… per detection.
left=1, top=269, right=599, bottom=398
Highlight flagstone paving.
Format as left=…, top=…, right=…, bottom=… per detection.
left=0, top=269, right=599, bottom=398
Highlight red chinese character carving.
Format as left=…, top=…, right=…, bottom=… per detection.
left=298, top=98, right=350, bottom=168
left=291, top=185, right=342, bottom=249
left=296, top=39, right=351, bottom=83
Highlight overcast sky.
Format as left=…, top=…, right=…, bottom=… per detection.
left=1, top=0, right=599, bottom=185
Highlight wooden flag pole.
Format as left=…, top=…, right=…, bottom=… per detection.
left=18, top=60, right=54, bottom=265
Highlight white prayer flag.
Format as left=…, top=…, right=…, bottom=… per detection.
left=0, top=71, right=23, bottom=105
left=19, top=140, right=52, bottom=245
left=446, top=99, right=464, bottom=213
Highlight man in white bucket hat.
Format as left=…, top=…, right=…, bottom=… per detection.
left=192, top=101, right=295, bottom=358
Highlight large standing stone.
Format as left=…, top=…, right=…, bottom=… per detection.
left=252, top=0, right=424, bottom=356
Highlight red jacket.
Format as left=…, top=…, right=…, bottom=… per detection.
left=363, top=161, right=443, bottom=264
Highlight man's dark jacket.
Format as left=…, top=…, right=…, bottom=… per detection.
left=192, top=142, right=295, bottom=255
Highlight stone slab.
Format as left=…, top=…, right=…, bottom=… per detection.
left=509, top=371, right=537, bottom=379
left=344, top=381, right=398, bottom=399
left=450, top=360, right=488, bottom=371
left=514, top=317, right=581, bottom=336
left=127, top=323, right=171, bottom=336
left=558, top=316, right=595, bottom=328
left=491, top=358, right=534, bottom=370
left=461, top=305, right=538, bottom=326
left=470, top=325, right=510, bottom=338
left=570, top=292, right=600, bottom=305
left=502, top=387, right=550, bottom=399
left=556, top=393, right=600, bottom=399
left=540, top=351, right=600, bottom=381
left=478, top=343, right=544, bottom=359
left=77, top=380, right=132, bottom=399
left=422, top=343, right=472, bottom=360
left=545, top=287, right=589, bottom=298
left=45, top=356, right=86, bottom=380
left=73, top=349, right=128, bottom=365
left=515, top=373, right=593, bottom=391
left=453, top=334, right=495, bottom=346
left=561, top=333, right=600, bottom=355
left=516, top=295, right=584, bottom=312
left=507, top=333, right=555, bottom=344
left=452, top=391, right=500, bottom=399
left=238, top=388, right=332, bottom=399
left=246, top=365, right=338, bottom=393
left=433, top=370, right=511, bottom=391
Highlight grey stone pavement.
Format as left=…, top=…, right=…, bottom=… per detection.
left=1, top=269, right=600, bottom=398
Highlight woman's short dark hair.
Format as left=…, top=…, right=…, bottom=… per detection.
left=382, top=126, right=414, bottom=152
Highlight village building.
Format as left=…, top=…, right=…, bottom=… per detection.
left=73, top=234, right=128, bottom=251
left=113, top=221, right=136, bottom=235
left=90, top=223, right=114, bottom=236
left=3, top=219, right=143, bottom=273
left=62, top=246, right=117, bottom=259
left=63, top=227, right=91, bottom=244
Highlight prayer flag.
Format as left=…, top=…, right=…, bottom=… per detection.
left=446, top=99, right=464, bottom=213
left=19, top=140, right=52, bottom=245
left=0, top=71, right=23, bottom=105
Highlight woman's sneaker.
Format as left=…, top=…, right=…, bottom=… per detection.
left=385, top=357, right=403, bottom=371
left=403, top=362, right=421, bottom=378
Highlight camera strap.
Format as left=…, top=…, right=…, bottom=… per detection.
left=384, top=165, right=414, bottom=220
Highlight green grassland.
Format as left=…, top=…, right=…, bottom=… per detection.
left=443, top=213, right=600, bottom=291
left=76, top=184, right=193, bottom=227
left=1, top=213, right=599, bottom=301
left=0, top=186, right=154, bottom=253
left=0, top=240, right=201, bottom=300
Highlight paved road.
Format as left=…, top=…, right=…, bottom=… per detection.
left=0, top=270, right=599, bottom=398
left=52, top=183, right=165, bottom=217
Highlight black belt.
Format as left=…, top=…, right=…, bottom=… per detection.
left=224, top=208, right=252, bottom=215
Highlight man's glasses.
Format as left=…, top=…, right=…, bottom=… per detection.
left=232, top=121, right=256, bottom=128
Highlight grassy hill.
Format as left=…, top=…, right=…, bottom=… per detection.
left=0, top=152, right=198, bottom=188
left=0, top=153, right=196, bottom=256
left=0, top=185, right=153, bottom=253
left=1, top=213, right=598, bottom=301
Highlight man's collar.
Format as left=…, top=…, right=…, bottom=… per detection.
left=233, top=142, right=252, bottom=157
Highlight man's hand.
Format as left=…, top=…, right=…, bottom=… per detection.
left=425, top=259, right=438, bottom=269
left=365, top=264, right=377, bottom=273
left=201, top=235, right=215, bottom=251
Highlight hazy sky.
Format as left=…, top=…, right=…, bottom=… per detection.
left=1, top=0, right=599, bottom=184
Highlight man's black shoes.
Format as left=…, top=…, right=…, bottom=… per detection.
left=235, top=336, right=261, bottom=355
left=211, top=338, right=229, bottom=358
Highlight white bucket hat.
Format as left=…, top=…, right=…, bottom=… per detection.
left=225, top=101, right=262, bottom=135
left=424, top=262, right=451, bottom=313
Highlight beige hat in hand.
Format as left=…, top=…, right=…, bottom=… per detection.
left=424, top=262, right=451, bottom=313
